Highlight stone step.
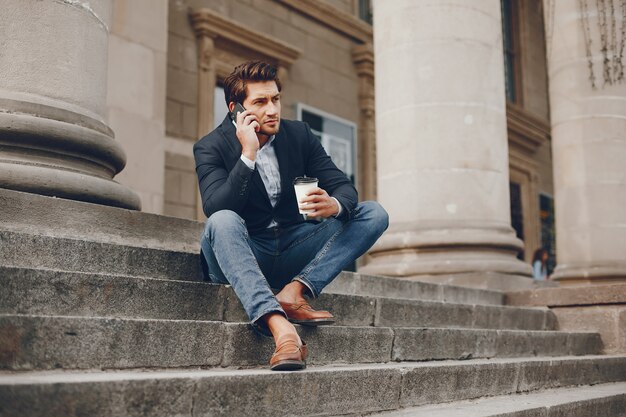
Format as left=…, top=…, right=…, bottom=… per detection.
left=0, top=187, right=203, bottom=254
left=0, top=314, right=602, bottom=371
left=1, top=229, right=505, bottom=305
left=506, top=283, right=626, bottom=307
left=326, top=272, right=504, bottom=305
left=1, top=267, right=555, bottom=330
left=368, top=382, right=626, bottom=416
left=0, top=187, right=506, bottom=306
left=0, top=230, right=201, bottom=282
left=1, top=356, right=625, bottom=416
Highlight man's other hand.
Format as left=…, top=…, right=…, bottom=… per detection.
left=299, top=187, right=339, bottom=218
left=236, top=110, right=260, bottom=160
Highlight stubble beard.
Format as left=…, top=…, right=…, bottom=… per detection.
left=260, top=121, right=280, bottom=137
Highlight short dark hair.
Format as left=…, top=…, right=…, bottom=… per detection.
left=533, top=248, right=548, bottom=263
left=223, top=61, right=282, bottom=106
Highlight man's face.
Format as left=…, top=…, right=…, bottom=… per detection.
left=241, top=81, right=281, bottom=137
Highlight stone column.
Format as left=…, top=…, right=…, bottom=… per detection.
left=544, top=0, right=626, bottom=283
left=0, top=0, right=140, bottom=210
left=363, top=0, right=531, bottom=286
left=352, top=43, right=377, bottom=202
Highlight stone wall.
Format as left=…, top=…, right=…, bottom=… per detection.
left=520, top=0, right=553, bottom=198
left=164, top=152, right=198, bottom=219
left=106, top=0, right=556, bottom=261
left=106, top=0, right=169, bottom=213
left=520, top=0, right=550, bottom=121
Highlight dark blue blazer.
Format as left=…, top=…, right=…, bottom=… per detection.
left=193, top=116, right=358, bottom=235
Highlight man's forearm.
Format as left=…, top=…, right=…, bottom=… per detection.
left=199, top=159, right=254, bottom=217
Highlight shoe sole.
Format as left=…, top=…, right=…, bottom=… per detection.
left=288, top=318, right=335, bottom=326
left=270, top=360, right=306, bottom=371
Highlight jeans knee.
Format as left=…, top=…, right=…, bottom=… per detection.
left=204, top=210, right=245, bottom=239
left=360, top=201, right=389, bottom=234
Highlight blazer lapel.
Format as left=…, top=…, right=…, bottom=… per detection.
left=273, top=126, right=289, bottom=206
left=218, top=115, right=241, bottom=155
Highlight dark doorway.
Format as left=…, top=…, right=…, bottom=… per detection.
left=510, top=182, right=524, bottom=260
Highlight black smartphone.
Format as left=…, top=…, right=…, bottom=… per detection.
left=229, top=102, right=246, bottom=122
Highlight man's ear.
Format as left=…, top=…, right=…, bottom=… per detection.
left=228, top=102, right=235, bottom=112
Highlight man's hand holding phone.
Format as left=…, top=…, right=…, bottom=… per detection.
left=233, top=103, right=260, bottom=161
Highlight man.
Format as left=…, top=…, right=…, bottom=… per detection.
left=194, top=61, right=388, bottom=371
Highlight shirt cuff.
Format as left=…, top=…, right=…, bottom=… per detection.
left=331, top=197, right=342, bottom=217
left=240, top=154, right=255, bottom=170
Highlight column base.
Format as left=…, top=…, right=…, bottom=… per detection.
left=361, top=221, right=533, bottom=290
left=0, top=96, right=141, bottom=210
left=551, top=262, right=626, bottom=284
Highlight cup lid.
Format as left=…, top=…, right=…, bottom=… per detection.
left=293, top=176, right=318, bottom=185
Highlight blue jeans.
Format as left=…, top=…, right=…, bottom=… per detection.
left=200, top=201, right=389, bottom=327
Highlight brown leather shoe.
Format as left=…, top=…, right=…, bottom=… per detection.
left=269, top=334, right=308, bottom=371
left=279, top=301, right=335, bottom=326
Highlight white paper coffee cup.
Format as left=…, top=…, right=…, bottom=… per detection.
left=293, top=177, right=318, bottom=214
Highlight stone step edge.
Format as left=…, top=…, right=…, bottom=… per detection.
left=0, top=314, right=604, bottom=371
left=0, top=229, right=195, bottom=256
left=0, top=265, right=543, bottom=312
left=506, top=283, right=626, bottom=307
left=368, top=382, right=626, bottom=416
left=2, top=354, right=624, bottom=382
left=0, top=312, right=588, bottom=334
left=0, top=233, right=505, bottom=305
left=0, top=266, right=558, bottom=331
left=1, top=356, right=625, bottom=417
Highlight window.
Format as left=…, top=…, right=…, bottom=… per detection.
left=298, top=104, right=357, bottom=271
left=358, top=0, right=373, bottom=25
left=510, top=182, right=525, bottom=260
left=297, top=104, right=357, bottom=185
left=501, top=0, right=522, bottom=103
left=540, top=193, right=556, bottom=274
left=213, top=86, right=229, bottom=129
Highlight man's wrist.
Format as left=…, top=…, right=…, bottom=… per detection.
left=240, top=154, right=255, bottom=170
left=241, top=148, right=257, bottom=162
left=331, top=197, right=342, bottom=217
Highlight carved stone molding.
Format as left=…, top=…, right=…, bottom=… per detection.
left=189, top=8, right=302, bottom=69
left=277, top=0, right=372, bottom=43
left=509, top=151, right=541, bottom=263
left=506, top=103, right=551, bottom=154
left=352, top=43, right=376, bottom=201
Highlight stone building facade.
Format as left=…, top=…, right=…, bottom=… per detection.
left=2, top=0, right=624, bottom=289
left=119, top=0, right=557, bottom=269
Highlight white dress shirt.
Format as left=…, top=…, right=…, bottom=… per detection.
left=238, top=131, right=342, bottom=227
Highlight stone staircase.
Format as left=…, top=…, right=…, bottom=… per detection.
left=1, top=188, right=625, bottom=416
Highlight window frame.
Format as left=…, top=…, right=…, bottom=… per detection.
left=296, top=103, right=359, bottom=188
left=501, top=0, right=524, bottom=105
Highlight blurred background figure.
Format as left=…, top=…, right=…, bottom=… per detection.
left=532, top=248, right=549, bottom=281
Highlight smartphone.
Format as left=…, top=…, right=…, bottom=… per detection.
left=229, top=102, right=246, bottom=122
